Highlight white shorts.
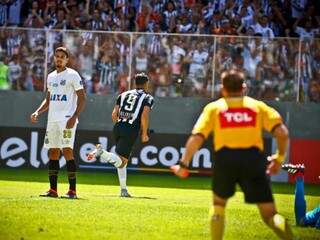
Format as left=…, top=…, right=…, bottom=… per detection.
left=44, top=121, right=78, bottom=149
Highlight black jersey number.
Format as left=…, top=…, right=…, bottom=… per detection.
left=124, top=94, right=137, bottom=111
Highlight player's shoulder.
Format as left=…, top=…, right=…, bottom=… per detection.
left=205, top=98, right=226, bottom=110
left=145, top=93, right=154, bottom=105
left=48, top=70, right=57, bottom=78
left=66, top=67, right=80, bottom=76
left=145, top=92, right=154, bottom=100
left=244, top=96, right=276, bottom=112
left=121, top=89, right=135, bottom=96
left=244, top=96, right=269, bottom=107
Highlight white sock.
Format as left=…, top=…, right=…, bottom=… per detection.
left=117, top=166, right=127, bottom=190
left=100, top=150, right=122, bottom=168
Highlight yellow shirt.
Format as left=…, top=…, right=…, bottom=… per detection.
left=192, top=96, right=282, bottom=151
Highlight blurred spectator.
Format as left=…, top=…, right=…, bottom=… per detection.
left=293, top=18, right=320, bottom=40
left=295, top=41, right=313, bottom=101
left=308, top=79, right=320, bottom=102
left=23, top=0, right=44, bottom=28
left=185, top=40, right=210, bottom=96
left=43, top=1, right=57, bottom=28
left=8, top=54, right=22, bottom=90
left=0, top=55, right=9, bottom=90
left=85, top=72, right=104, bottom=95
left=136, top=3, right=151, bottom=32
left=0, top=1, right=8, bottom=26
left=133, top=44, right=148, bottom=73
left=52, top=9, right=70, bottom=29
left=7, top=0, right=24, bottom=26
left=291, top=0, right=308, bottom=20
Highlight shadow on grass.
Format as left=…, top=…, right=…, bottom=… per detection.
left=0, top=168, right=319, bottom=196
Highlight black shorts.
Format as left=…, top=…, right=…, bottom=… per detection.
left=113, top=124, right=139, bottom=159
left=212, top=147, right=274, bottom=203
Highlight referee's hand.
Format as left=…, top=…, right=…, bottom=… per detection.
left=266, top=156, right=282, bottom=175
left=170, top=165, right=189, bottom=178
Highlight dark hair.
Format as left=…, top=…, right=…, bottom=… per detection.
left=135, top=72, right=149, bottom=85
left=221, top=69, right=245, bottom=93
left=55, top=47, right=69, bottom=58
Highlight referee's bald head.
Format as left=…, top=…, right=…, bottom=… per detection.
left=221, top=69, right=245, bottom=93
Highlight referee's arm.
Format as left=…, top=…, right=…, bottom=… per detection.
left=180, top=134, right=205, bottom=167
left=267, top=123, right=289, bottom=175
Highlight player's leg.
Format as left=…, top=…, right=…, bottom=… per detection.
left=114, top=133, right=139, bottom=197
left=240, top=149, right=293, bottom=239
left=86, top=143, right=130, bottom=197
left=117, top=156, right=130, bottom=197
left=210, top=193, right=228, bottom=240
left=295, top=175, right=307, bottom=225
left=87, top=144, right=124, bottom=167
left=211, top=148, right=239, bottom=239
left=40, top=122, right=60, bottom=197
left=257, top=202, right=293, bottom=239
left=282, top=164, right=306, bottom=225
left=315, top=211, right=320, bottom=229
left=60, top=123, right=78, bottom=199
left=61, top=147, right=77, bottom=199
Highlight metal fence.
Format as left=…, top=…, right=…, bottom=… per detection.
left=0, top=27, right=319, bottom=102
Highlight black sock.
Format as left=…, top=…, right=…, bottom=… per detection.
left=48, top=160, right=59, bottom=191
left=66, top=160, right=77, bottom=191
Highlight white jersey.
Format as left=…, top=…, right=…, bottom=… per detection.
left=47, top=67, right=83, bottom=122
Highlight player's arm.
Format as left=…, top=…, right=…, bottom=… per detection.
left=171, top=134, right=205, bottom=178
left=141, top=106, right=151, bottom=143
left=171, top=104, right=213, bottom=178
left=181, top=134, right=205, bottom=166
left=111, top=104, right=119, bottom=123
left=66, top=89, right=86, bottom=129
left=261, top=102, right=289, bottom=175
left=74, top=89, right=86, bottom=117
left=30, top=91, right=50, bottom=123
left=267, top=123, right=289, bottom=175
left=112, top=94, right=122, bottom=123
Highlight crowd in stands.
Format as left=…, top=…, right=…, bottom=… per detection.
left=0, top=0, right=319, bottom=102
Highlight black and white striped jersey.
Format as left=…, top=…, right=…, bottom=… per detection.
left=116, top=88, right=154, bottom=129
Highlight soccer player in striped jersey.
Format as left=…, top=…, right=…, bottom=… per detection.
left=87, top=73, right=154, bottom=197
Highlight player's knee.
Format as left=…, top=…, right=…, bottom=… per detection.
left=49, top=148, right=60, bottom=160
left=213, top=193, right=227, bottom=207
left=262, top=211, right=278, bottom=225
left=62, top=148, right=74, bottom=160
left=209, top=205, right=225, bottom=222
left=119, top=158, right=128, bottom=168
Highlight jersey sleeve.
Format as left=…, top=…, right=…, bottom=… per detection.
left=46, top=76, right=51, bottom=92
left=144, top=95, right=154, bottom=109
left=72, top=72, right=84, bottom=91
left=191, top=104, right=214, bottom=139
left=261, top=102, right=283, bottom=132
left=116, top=94, right=121, bottom=105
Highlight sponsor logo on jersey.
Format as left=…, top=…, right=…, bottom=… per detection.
left=60, top=79, right=66, bottom=86
left=50, top=94, right=67, bottom=101
left=49, top=82, right=59, bottom=87
left=219, top=108, right=257, bottom=128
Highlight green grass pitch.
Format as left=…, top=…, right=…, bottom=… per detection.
left=0, top=169, right=319, bottom=240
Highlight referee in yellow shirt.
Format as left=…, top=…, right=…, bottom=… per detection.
left=171, top=69, right=293, bottom=240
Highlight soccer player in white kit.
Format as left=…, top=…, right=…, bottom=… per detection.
left=30, top=47, right=86, bottom=199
